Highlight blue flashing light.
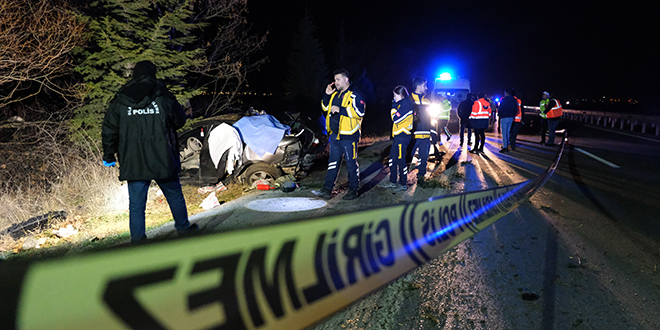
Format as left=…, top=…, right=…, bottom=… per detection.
left=439, top=72, right=452, bottom=81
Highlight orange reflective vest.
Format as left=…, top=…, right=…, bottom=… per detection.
left=514, top=97, right=522, bottom=123
left=546, top=99, right=563, bottom=119
left=470, top=98, right=491, bottom=120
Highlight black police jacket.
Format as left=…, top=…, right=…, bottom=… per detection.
left=102, top=75, right=187, bottom=181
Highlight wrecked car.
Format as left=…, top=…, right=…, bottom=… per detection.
left=178, top=111, right=325, bottom=185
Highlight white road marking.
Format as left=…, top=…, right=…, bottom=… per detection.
left=587, top=125, right=660, bottom=144
left=574, top=147, right=621, bottom=169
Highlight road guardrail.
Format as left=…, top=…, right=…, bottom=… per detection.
left=524, top=106, right=660, bottom=136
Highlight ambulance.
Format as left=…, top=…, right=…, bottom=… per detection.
left=428, top=72, right=471, bottom=126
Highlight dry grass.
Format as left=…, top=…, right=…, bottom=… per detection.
left=0, top=116, right=249, bottom=258
left=0, top=127, right=389, bottom=258
left=0, top=157, right=248, bottom=257
left=359, top=134, right=390, bottom=147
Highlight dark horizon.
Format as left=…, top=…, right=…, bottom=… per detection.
left=245, top=1, right=658, bottom=113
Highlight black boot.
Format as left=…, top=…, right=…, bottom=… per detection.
left=342, top=189, right=358, bottom=200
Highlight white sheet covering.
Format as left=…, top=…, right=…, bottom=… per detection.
left=207, top=123, right=243, bottom=175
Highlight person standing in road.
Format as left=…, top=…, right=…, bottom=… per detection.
left=410, top=77, right=434, bottom=181
left=313, top=69, right=365, bottom=200
left=102, top=60, right=198, bottom=244
left=469, top=92, right=492, bottom=154
left=539, top=91, right=550, bottom=144
left=510, top=89, right=524, bottom=151
left=497, top=88, right=518, bottom=153
left=429, top=93, right=450, bottom=161
left=543, top=94, right=563, bottom=146
left=437, top=93, right=452, bottom=141
left=384, top=85, right=414, bottom=191
left=457, top=93, right=475, bottom=146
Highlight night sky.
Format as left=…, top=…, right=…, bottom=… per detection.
left=247, top=1, right=658, bottom=111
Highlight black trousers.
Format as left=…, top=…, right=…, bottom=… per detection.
left=474, top=128, right=486, bottom=151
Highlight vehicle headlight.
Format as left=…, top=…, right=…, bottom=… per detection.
left=428, top=104, right=441, bottom=118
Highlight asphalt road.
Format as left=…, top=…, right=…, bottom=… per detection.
left=162, top=118, right=660, bottom=329
left=305, top=120, right=660, bottom=330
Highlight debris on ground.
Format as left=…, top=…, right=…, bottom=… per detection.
left=21, top=237, right=48, bottom=250
left=251, top=179, right=275, bottom=191
left=197, top=181, right=228, bottom=194
left=199, top=192, right=220, bottom=210
left=281, top=181, right=298, bottom=193
left=275, top=174, right=296, bottom=186
left=53, top=224, right=78, bottom=238
left=1, top=211, right=67, bottom=239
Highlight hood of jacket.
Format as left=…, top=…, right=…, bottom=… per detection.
left=113, top=75, right=162, bottom=109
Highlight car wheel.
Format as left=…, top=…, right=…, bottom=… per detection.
left=242, top=163, right=282, bottom=185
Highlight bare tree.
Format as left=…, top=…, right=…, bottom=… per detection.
left=0, top=0, right=86, bottom=109
left=190, top=0, right=267, bottom=115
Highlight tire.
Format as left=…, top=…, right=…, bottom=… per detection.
left=241, top=163, right=281, bottom=185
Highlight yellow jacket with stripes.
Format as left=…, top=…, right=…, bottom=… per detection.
left=411, top=93, right=434, bottom=139
left=321, top=85, right=365, bottom=141
left=391, top=97, right=414, bottom=136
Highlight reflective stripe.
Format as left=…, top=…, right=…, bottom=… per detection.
left=546, top=99, right=563, bottom=119
left=539, top=99, right=549, bottom=119
left=393, top=127, right=412, bottom=135
left=469, top=99, right=491, bottom=120
left=350, top=94, right=365, bottom=117
left=414, top=130, right=431, bottom=135
left=514, top=97, right=522, bottom=122
left=340, top=125, right=360, bottom=135
left=411, top=93, right=430, bottom=105
left=392, top=110, right=413, bottom=124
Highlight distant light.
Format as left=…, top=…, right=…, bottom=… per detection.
left=439, top=72, right=452, bottom=81
left=495, top=98, right=500, bottom=103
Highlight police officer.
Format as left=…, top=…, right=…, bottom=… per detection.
left=314, top=69, right=365, bottom=200
left=102, top=60, right=198, bottom=243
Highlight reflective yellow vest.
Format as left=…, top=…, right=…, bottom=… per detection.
left=539, top=99, right=550, bottom=119
left=438, top=98, right=451, bottom=120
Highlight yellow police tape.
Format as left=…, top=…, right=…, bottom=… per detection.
left=6, top=140, right=564, bottom=330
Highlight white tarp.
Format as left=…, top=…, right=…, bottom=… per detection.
left=207, top=123, right=243, bottom=175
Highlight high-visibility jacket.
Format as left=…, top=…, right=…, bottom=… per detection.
left=438, top=98, right=451, bottom=120
left=411, top=93, right=436, bottom=139
left=321, top=85, right=365, bottom=140
left=391, top=97, right=414, bottom=136
left=546, top=99, right=563, bottom=119
left=539, top=99, right=550, bottom=119
left=514, top=97, right=522, bottom=123
left=470, top=98, right=491, bottom=120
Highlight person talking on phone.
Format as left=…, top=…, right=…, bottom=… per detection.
left=312, top=69, right=366, bottom=200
